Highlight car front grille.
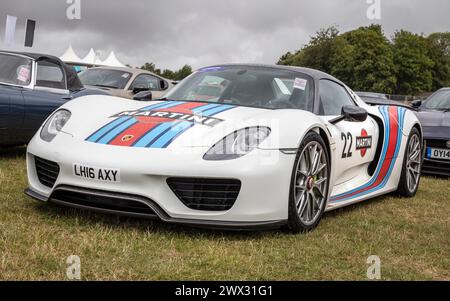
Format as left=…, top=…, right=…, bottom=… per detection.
left=35, top=156, right=60, bottom=188
left=166, top=177, right=241, bottom=211
left=423, top=158, right=450, bottom=176
left=425, top=139, right=449, bottom=149
left=50, top=189, right=157, bottom=216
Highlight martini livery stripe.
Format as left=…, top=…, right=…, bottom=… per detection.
left=330, top=106, right=407, bottom=203
left=86, top=101, right=185, bottom=142
left=86, top=101, right=235, bottom=148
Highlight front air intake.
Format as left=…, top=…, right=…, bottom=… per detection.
left=166, top=177, right=241, bottom=211
left=35, top=156, right=60, bottom=188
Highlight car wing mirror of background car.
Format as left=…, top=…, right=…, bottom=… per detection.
left=133, top=90, right=153, bottom=101
left=411, top=99, right=422, bottom=109
left=329, top=105, right=368, bottom=124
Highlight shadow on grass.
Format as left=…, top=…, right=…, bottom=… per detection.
left=32, top=201, right=279, bottom=240
left=28, top=185, right=414, bottom=240
left=0, top=146, right=26, bottom=158
left=323, top=194, right=391, bottom=219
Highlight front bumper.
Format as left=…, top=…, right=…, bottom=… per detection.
left=422, top=158, right=450, bottom=177
left=25, top=132, right=295, bottom=228
left=422, top=140, right=450, bottom=177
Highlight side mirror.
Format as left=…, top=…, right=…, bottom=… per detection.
left=133, top=90, right=152, bottom=101
left=411, top=100, right=422, bottom=108
left=132, top=85, right=150, bottom=94
left=330, top=105, right=368, bottom=124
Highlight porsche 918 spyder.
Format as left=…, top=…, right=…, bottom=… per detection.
left=24, top=64, right=423, bottom=232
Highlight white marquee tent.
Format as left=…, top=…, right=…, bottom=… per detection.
left=59, top=45, right=126, bottom=67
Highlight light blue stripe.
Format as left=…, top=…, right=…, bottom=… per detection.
left=133, top=122, right=176, bottom=147
left=87, top=116, right=130, bottom=142
left=191, top=103, right=222, bottom=113
left=97, top=119, right=138, bottom=144
left=201, top=104, right=234, bottom=116
left=150, top=121, right=192, bottom=148
left=141, top=101, right=185, bottom=111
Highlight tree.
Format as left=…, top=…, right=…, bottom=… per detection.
left=392, top=30, right=434, bottom=95
left=331, top=25, right=397, bottom=94
left=173, top=65, right=193, bottom=81
left=427, top=32, right=450, bottom=90
left=140, top=62, right=161, bottom=75
left=278, top=26, right=339, bottom=74
left=140, top=62, right=192, bottom=81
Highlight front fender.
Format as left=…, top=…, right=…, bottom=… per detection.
left=257, top=109, right=332, bottom=150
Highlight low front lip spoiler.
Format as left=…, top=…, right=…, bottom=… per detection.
left=24, top=186, right=286, bottom=230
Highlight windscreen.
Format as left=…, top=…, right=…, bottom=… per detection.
left=78, top=68, right=131, bottom=89
left=164, top=66, right=314, bottom=111
left=424, top=90, right=450, bottom=110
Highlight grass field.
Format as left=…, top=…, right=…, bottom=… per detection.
left=0, top=146, right=449, bottom=280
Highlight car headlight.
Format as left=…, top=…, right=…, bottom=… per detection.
left=203, top=126, right=271, bottom=160
left=40, top=109, right=71, bottom=142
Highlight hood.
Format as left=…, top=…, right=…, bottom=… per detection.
left=60, top=96, right=285, bottom=149
left=416, top=110, right=450, bottom=139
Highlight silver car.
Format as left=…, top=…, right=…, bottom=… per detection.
left=78, top=66, right=175, bottom=100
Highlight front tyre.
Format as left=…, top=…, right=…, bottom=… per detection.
left=396, top=127, right=422, bottom=197
left=287, top=131, right=330, bottom=233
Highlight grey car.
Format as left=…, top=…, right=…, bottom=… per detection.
left=412, top=88, right=450, bottom=176
left=78, top=66, right=175, bottom=100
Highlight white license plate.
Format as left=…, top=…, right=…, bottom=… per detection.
left=73, top=164, right=120, bottom=182
left=427, top=148, right=450, bottom=160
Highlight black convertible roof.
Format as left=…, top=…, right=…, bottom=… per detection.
left=0, top=50, right=83, bottom=91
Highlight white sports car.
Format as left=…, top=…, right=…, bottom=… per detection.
left=25, top=64, right=423, bottom=232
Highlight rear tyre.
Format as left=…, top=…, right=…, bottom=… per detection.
left=287, top=131, right=330, bottom=233
left=396, top=127, right=422, bottom=197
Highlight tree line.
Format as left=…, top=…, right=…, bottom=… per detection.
left=277, top=25, right=450, bottom=95
left=140, top=62, right=193, bottom=81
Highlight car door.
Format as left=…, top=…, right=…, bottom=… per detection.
left=0, top=85, right=26, bottom=145
left=127, top=74, right=165, bottom=99
left=21, top=59, right=70, bottom=140
left=317, top=79, right=378, bottom=186
left=0, top=53, right=32, bottom=145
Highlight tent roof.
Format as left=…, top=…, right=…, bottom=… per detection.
left=59, top=46, right=125, bottom=67
left=81, top=48, right=97, bottom=65
left=59, top=45, right=81, bottom=63
left=101, top=51, right=125, bottom=67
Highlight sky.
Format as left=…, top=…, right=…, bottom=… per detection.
left=0, top=0, right=449, bottom=70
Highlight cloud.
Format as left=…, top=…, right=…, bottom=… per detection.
left=0, top=0, right=448, bottom=70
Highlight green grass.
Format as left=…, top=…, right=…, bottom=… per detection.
left=0, top=147, right=449, bottom=280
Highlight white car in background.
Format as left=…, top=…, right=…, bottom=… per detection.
left=25, top=64, right=423, bottom=232
left=78, top=66, right=175, bottom=100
